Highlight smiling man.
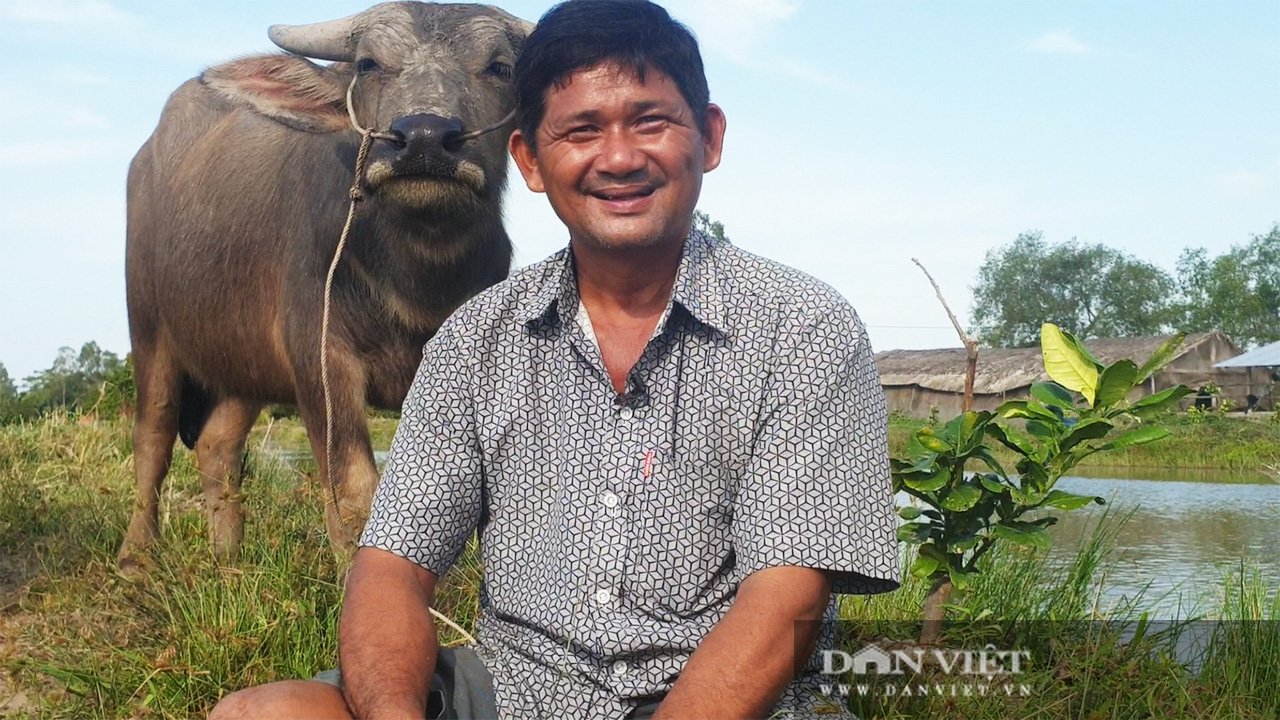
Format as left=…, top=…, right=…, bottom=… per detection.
left=210, top=1, right=898, bottom=718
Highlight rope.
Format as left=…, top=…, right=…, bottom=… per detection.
left=322, top=73, right=502, bottom=647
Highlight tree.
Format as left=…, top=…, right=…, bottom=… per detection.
left=20, top=342, right=126, bottom=416
left=1177, top=224, right=1280, bottom=348
left=970, top=231, right=1177, bottom=348
left=893, top=325, right=1189, bottom=644
left=0, top=362, right=14, bottom=402
left=692, top=209, right=729, bottom=243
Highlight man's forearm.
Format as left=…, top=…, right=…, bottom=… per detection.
left=339, top=547, right=440, bottom=719
left=654, top=567, right=830, bottom=719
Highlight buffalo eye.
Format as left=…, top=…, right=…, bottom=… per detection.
left=486, top=61, right=513, bottom=81
left=355, top=57, right=380, bottom=74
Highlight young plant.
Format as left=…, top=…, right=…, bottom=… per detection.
left=891, top=323, right=1192, bottom=643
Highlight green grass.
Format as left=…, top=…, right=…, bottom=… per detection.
left=890, top=411, right=1280, bottom=474
left=0, top=413, right=1275, bottom=718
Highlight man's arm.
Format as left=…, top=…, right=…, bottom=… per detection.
left=654, top=566, right=831, bottom=719
left=338, top=546, right=440, bottom=719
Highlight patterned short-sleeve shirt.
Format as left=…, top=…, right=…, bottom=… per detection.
left=361, top=230, right=900, bottom=719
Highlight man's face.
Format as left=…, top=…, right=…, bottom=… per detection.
left=510, top=62, right=725, bottom=252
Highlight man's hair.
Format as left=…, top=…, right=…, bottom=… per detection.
left=514, top=0, right=710, bottom=145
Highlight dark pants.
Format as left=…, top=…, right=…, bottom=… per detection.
left=315, top=647, right=663, bottom=719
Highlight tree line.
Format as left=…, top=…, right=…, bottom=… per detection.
left=970, top=223, right=1279, bottom=348
left=0, top=343, right=134, bottom=424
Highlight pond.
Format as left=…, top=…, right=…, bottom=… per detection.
left=1045, top=469, right=1280, bottom=619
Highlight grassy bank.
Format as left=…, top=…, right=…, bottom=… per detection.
left=890, top=412, right=1280, bottom=473
left=1, top=414, right=1276, bottom=718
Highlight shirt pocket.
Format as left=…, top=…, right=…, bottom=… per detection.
left=623, top=451, right=737, bottom=620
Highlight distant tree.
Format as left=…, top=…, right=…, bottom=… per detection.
left=692, top=209, right=729, bottom=243
left=21, top=342, right=126, bottom=416
left=970, top=231, right=1177, bottom=348
left=0, top=362, right=14, bottom=402
left=0, top=362, right=18, bottom=424
left=1177, top=224, right=1280, bottom=348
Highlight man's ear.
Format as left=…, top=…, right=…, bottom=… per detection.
left=509, top=128, right=546, bottom=193
left=701, top=103, right=727, bottom=173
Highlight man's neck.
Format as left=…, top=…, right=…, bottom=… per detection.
left=572, top=238, right=684, bottom=320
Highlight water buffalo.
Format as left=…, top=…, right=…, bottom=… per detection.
left=119, top=2, right=530, bottom=570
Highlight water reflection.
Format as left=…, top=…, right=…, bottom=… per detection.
left=1047, top=474, right=1280, bottom=619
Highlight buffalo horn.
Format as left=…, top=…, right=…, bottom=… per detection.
left=268, top=12, right=363, bottom=62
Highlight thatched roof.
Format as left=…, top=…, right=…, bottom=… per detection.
left=875, top=331, right=1233, bottom=395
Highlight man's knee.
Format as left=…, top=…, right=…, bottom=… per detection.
left=208, top=680, right=351, bottom=720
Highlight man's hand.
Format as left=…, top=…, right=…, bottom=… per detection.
left=654, top=566, right=831, bottom=719
left=339, top=547, right=440, bottom=719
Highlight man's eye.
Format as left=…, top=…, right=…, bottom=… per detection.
left=566, top=126, right=598, bottom=140
left=636, top=116, right=667, bottom=130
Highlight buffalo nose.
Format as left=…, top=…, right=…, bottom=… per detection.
left=388, top=113, right=465, bottom=156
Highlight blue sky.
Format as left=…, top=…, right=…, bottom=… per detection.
left=1, top=0, right=1277, bottom=383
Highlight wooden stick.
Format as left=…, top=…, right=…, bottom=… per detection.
left=912, top=258, right=979, bottom=412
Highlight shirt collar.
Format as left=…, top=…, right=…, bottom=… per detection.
left=517, top=229, right=728, bottom=335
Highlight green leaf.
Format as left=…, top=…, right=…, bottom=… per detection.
left=1041, top=323, right=1099, bottom=406
left=1061, top=419, right=1114, bottom=451
left=897, top=522, right=934, bottom=544
left=1097, top=426, right=1171, bottom=451
left=915, top=430, right=952, bottom=453
left=951, top=534, right=982, bottom=551
left=979, top=474, right=1006, bottom=494
left=910, top=552, right=941, bottom=579
left=1030, top=381, right=1074, bottom=409
left=948, top=564, right=974, bottom=590
left=988, top=422, right=1040, bottom=460
left=1039, top=489, right=1106, bottom=510
left=941, top=484, right=982, bottom=512
left=1009, top=485, right=1045, bottom=506
left=996, top=399, right=1059, bottom=422
left=898, top=505, right=924, bottom=520
left=902, top=470, right=947, bottom=493
left=992, top=522, right=1052, bottom=551
left=969, top=447, right=1007, bottom=477
left=1024, top=419, right=1059, bottom=444
left=1127, top=385, right=1194, bottom=418
left=1095, top=360, right=1139, bottom=409
left=1137, top=332, right=1187, bottom=383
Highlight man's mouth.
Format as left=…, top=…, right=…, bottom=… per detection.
left=587, top=185, right=657, bottom=202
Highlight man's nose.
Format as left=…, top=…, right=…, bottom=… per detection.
left=595, top=128, right=647, bottom=176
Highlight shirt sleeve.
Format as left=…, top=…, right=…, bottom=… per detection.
left=359, top=320, right=482, bottom=576
left=731, top=300, right=900, bottom=595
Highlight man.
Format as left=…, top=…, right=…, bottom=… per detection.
left=211, top=1, right=898, bottom=718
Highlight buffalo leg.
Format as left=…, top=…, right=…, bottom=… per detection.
left=119, top=345, right=181, bottom=571
left=195, top=397, right=262, bottom=563
left=296, top=367, right=379, bottom=564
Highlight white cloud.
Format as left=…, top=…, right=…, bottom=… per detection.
left=3, top=0, right=132, bottom=27
left=1027, top=30, right=1094, bottom=56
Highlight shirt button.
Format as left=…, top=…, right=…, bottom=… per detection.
left=595, top=588, right=613, bottom=605
left=612, top=660, right=629, bottom=676
left=618, top=406, right=634, bottom=420
left=601, top=491, right=619, bottom=508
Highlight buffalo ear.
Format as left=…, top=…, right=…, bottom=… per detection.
left=202, top=54, right=349, bottom=133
